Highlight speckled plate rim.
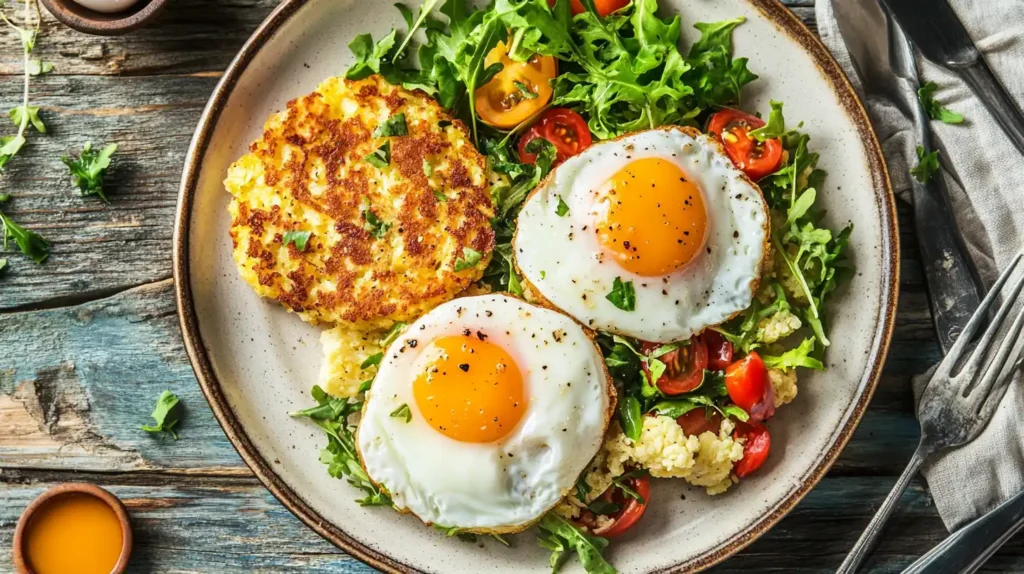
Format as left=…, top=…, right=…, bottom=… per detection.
left=171, top=1, right=899, bottom=571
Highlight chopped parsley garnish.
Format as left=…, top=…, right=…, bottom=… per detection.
left=373, top=112, right=408, bottom=137
left=1, top=209, right=50, bottom=264
left=360, top=352, right=384, bottom=369
left=423, top=158, right=433, bottom=176
left=918, top=82, right=965, bottom=124
left=365, top=140, right=391, bottom=168
left=291, top=385, right=391, bottom=506
left=454, top=246, right=482, bottom=272
left=390, top=403, right=412, bottom=422
left=433, top=189, right=448, bottom=202
left=360, top=198, right=391, bottom=239
left=282, top=230, right=312, bottom=251
left=62, top=142, right=118, bottom=202
left=556, top=196, right=569, bottom=217
left=140, top=390, right=182, bottom=439
left=514, top=80, right=538, bottom=100
left=749, top=100, right=786, bottom=141
left=911, top=146, right=941, bottom=183
left=605, top=277, right=636, bottom=311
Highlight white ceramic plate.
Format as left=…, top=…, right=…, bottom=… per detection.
left=173, top=1, right=898, bottom=571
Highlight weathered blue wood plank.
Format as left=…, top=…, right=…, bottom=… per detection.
left=0, top=280, right=244, bottom=471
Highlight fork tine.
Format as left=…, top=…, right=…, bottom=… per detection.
left=939, top=252, right=1024, bottom=376
left=956, top=261, right=1024, bottom=384
left=969, top=304, right=1024, bottom=415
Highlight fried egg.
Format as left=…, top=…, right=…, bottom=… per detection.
left=357, top=294, right=613, bottom=533
left=514, top=126, right=770, bottom=342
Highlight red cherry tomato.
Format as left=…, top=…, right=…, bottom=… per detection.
left=724, top=352, right=776, bottom=423
left=517, top=108, right=593, bottom=166
left=702, top=330, right=733, bottom=372
left=676, top=408, right=723, bottom=436
left=733, top=422, right=771, bottom=478
left=641, top=337, right=708, bottom=395
left=548, top=0, right=629, bottom=16
left=587, top=473, right=651, bottom=538
left=707, top=109, right=784, bottom=181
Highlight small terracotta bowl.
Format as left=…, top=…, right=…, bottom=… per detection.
left=39, top=0, right=169, bottom=36
left=12, top=483, right=133, bottom=574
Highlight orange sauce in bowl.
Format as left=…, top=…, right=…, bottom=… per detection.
left=23, top=492, right=123, bottom=574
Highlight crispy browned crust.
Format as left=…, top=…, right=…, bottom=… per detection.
left=512, top=125, right=772, bottom=340
left=228, top=75, right=494, bottom=328
left=354, top=294, right=616, bottom=536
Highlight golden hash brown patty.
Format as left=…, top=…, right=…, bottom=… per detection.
left=226, top=75, right=495, bottom=328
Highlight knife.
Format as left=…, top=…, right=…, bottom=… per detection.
left=834, top=0, right=982, bottom=354
left=881, top=0, right=1024, bottom=157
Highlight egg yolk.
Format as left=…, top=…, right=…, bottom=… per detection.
left=595, top=157, right=708, bottom=277
left=413, top=335, right=527, bottom=443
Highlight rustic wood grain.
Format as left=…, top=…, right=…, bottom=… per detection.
left=4, top=0, right=1017, bottom=572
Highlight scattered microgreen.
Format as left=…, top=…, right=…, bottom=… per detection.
left=433, top=189, right=448, bottom=202
left=361, top=352, right=384, bottom=369
left=605, top=277, right=636, bottom=311
left=365, top=140, right=391, bottom=168
left=9, top=105, right=44, bottom=133
left=140, top=390, right=182, bottom=439
left=360, top=198, right=391, bottom=238
left=423, top=158, right=434, bottom=176
left=918, top=82, right=965, bottom=124
left=749, top=100, right=786, bottom=141
left=555, top=195, right=569, bottom=217
left=62, top=142, right=118, bottom=202
left=1, top=210, right=50, bottom=263
left=0, top=0, right=43, bottom=171
left=373, top=112, right=409, bottom=137
left=911, top=146, right=941, bottom=183
left=390, top=403, right=412, bottom=422
left=282, top=230, right=312, bottom=251
left=514, top=80, right=538, bottom=100
left=536, top=513, right=615, bottom=574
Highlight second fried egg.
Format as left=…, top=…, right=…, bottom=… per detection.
left=514, top=126, right=770, bottom=343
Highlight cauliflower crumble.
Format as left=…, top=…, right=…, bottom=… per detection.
left=630, top=416, right=744, bottom=495
left=757, top=310, right=802, bottom=343
left=769, top=367, right=799, bottom=407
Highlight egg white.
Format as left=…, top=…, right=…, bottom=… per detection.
left=514, top=127, right=770, bottom=343
left=356, top=294, right=613, bottom=532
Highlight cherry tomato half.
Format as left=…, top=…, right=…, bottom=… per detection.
left=733, top=422, right=771, bottom=478
left=702, top=330, right=733, bottom=372
left=548, top=0, right=630, bottom=17
left=475, top=42, right=556, bottom=130
left=518, top=108, right=593, bottom=166
left=641, top=337, right=708, bottom=395
left=724, top=352, right=776, bottom=423
left=587, top=472, right=651, bottom=538
left=707, top=109, right=784, bottom=181
left=676, top=408, right=723, bottom=437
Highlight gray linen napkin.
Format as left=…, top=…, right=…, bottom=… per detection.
left=816, top=0, right=1024, bottom=530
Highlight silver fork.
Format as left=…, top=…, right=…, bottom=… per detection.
left=838, top=252, right=1024, bottom=573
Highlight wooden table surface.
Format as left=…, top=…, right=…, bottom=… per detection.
left=1, top=0, right=1020, bottom=572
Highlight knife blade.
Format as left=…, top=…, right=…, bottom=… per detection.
left=834, top=0, right=982, bottom=353
left=881, top=0, right=1024, bottom=157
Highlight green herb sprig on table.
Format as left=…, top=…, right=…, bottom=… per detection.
left=0, top=0, right=48, bottom=171
left=141, top=390, right=183, bottom=439
left=0, top=193, right=50, bottom=264
left=62, top=142, right=118, bottom=202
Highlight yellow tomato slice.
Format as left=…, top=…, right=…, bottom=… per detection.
left=475, top=42, right=556, bottom=130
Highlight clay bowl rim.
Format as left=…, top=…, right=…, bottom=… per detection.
left=38, top=0, right=170, bottom=36
left=12, top=482, right=134, bottom=574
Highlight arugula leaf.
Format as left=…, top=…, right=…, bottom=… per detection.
left=685, top=18, right=757, bottom=109
left=762, top=337, right=825, bottom=370
left=575, top=473, right=592, bottom=502
left=536, top=513, right=616, bottom=574
left=366, top=141, right=391, bottom=168
left=605, top=277, right=636, bottom=311
left=588, top=500, right=621, bottom=515
left=62, top=142, right=118, bottom=202
left=0, top=211, right=50, bottom=263
left=361, top=352, right=384, bottom=369
left=393, top=0, right=443, bottom=63
left=911, top=146, right=940, bottom=183
left=283, top=230, right=312, bottom=251
left=374, top=113, right=410, bottom=137
left=292, top=385, right=392, bottom=506
left=651, top=399, right=701, bottom=419
left=749, top=100, right=785, bottom=141
left=454, top=246, right=482, bottom=271
left=390, top=403, right=413, bottom=422
left=918, top=81, right=964, bottom=125
left=556, top=195, right=569, bottom=216
left=9, top=105, right=45, bottom=133
left=618, top=394, right=643, bottom=441
left=381, top=322, right=407, bottom=347
left=140, top=390, right=182, bottom=439
left=347, top=30, right=399, bottom=80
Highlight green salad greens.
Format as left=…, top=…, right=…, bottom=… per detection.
left=300, top=1, right=855, bottom=572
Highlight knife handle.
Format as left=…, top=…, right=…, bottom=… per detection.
left=955, top=56, right=1024, bottom=158
left=911, top=171, right=982, bottom=353
left=901, top=488, right=1024, bottom=574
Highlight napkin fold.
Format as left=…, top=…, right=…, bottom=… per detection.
left=816, top=0, right=1024, bottom=531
